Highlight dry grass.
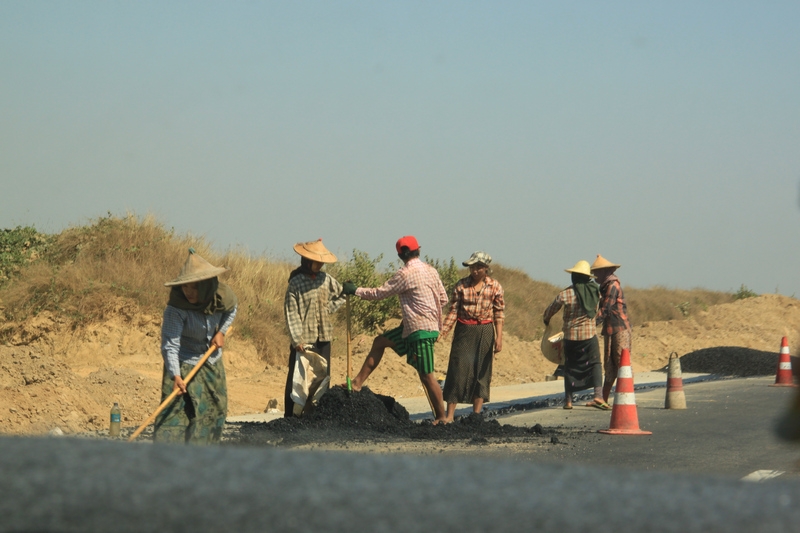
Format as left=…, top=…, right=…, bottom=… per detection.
left=218, top=248, right=292, bottom=364
left=0, top=214, right=739, bottom=366
left=0, top=214, right=293, bottom=364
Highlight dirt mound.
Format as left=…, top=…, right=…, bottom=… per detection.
left=0, top=343, right=161, bottom=434
left=1, top=294, right=799, bottom=437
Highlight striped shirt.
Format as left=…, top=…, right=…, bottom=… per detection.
left=356, top=257, right=448, bottom=338
left=441, top=276, right=505, bottom=337
left=161, top=305, right=237, bottom=377
left=284, top=271, right=346, bottom=348
left=543, top=286, right=597, bottom=341
left=596, top=274, right=631, bottom=336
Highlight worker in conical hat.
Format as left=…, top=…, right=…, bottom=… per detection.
left=543, top=260, right=607, bottom=410
left=283, top=239, right=346, bottom=417
left=154, top=248, right=238, bottom=444
left=591, top=254, right=632, bottom=403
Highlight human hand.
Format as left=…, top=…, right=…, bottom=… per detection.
left=342, top=281, right=357, bottom=295
left=212, top=330, right=225, bottom=348
left=173, top=375, right=187, bottom=395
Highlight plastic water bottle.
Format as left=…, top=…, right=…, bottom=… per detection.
left=109, top=402, right=121, bottom=437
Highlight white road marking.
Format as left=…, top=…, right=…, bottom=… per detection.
left=741, top=470, right=785, bottom=482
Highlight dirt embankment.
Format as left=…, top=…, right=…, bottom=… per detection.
left=0, top=294, right=798, bottom=436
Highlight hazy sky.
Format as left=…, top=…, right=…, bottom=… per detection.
left=2, top=2, right=799, bottom=296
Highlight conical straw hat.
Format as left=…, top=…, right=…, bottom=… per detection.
left=590, top=254, right=621, bottom=271
left=164, top=248, right=229, bottom=286
left=293, top=239, right=337, bottom=264
left=564, top=260, right=592, bottom=277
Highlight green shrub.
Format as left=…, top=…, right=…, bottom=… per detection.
left=425, top=256, right=460, bottom=296
left=734, top=284, right=758, bottom=300
left=327, top=250, right=398, bottom=334
left=0, top=226, right=51, bottom=286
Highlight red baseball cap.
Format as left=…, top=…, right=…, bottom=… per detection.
left=395, top=235, right=420, bottom=253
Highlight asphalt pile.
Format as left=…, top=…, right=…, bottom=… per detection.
left=224, top=386, right=548, bottom=447
left=678, top=347, right=778, bottom=377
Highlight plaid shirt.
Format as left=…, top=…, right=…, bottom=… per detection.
left=356, top=257, right=448, bottom=338
left=596, top=274, right=631, bottom=336
left=543, top=286, right=597, bottom=341
left=161, top=305, right=237, bottom=377
left=284, top=272, right=345, bottom=348
left=441, top=276, right=505, bottom=337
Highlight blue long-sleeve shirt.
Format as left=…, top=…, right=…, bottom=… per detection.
left=160, top=305, right=237, bottom=377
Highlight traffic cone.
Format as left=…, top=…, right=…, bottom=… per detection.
left=771, top=337, right=797, bottom=387
left=664, top=351, right=687, bottom=409
left=599, top=348, right=652, bottom=435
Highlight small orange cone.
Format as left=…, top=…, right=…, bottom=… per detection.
left=771, top=337, right=797, bottom=387
left=599, top=348, right=652, bottom=435
left=665, top=351, right=687, bottom=409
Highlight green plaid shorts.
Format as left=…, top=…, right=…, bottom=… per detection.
left=381, top=324, right=438, bottom=375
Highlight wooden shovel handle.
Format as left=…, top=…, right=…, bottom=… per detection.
left=346, top=296, right=352, bottom=390
left=127, top=327, right=233, bottom=442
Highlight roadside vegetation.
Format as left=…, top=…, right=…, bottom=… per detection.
left=0, top=214, right=745, bottom=365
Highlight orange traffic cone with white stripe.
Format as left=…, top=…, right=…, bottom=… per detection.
left=771, top=337, right=797, bottom=387
left=665, top=351, right=687, bottom=409
left=599, top=348, right=652, bottom=435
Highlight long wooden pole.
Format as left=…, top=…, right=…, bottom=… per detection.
left=346, top=296, right=352, bottom=391
left=128, top=327, right=233, bottom=442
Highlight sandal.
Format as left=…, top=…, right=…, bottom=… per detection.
left=563, top=404, right=573, bottom=410
left=586, top=400, right=611, bottom=410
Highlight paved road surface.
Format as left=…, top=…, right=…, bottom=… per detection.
left=4, top=375, right=800, bottom=532
left=233, top=372, right=800, bottom=480
left=497, top=376, right=800, bottom=480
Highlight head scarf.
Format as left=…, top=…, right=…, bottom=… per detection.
left=289, top=257, right=319, bottom=281
left=167, top=277, right=238, bottom=315
left=571, top=273, right=600, bottom=318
